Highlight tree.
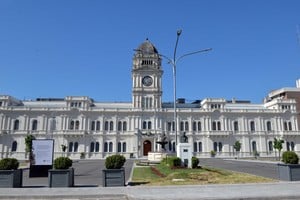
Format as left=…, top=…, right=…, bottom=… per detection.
left=25, top=134, right=36, bottom=161
left=233, top=141, right=242, bottom=157
left=273, top=138, right=284, bottom=161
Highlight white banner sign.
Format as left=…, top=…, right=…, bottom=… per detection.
left=32, top=139, right=54, bottom=166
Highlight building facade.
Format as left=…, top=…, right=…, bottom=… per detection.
left=1, top=40, right=300, bottom=160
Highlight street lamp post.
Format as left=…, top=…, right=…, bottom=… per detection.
left=160, top=29, right=212, bottom=150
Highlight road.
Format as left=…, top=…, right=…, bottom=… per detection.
left=200, top=158, right=279, bottom=180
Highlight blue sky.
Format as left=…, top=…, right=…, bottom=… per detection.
left=0, top=0, right=299, bottom=103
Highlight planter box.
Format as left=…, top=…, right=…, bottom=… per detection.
left=48, top=168, right=74, bottom=187
left=102, top=168, right=125, bottom=187
left=278, top=163, right=300, bottom=181
left=0, top=169, right=22, bottom=188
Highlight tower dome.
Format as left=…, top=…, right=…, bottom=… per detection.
left=136, top=39, right=158, bottom=54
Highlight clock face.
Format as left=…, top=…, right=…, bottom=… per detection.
left=142, top=76, right=153, bottom=86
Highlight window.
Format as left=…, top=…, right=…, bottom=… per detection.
left=218, top=142, right=223, bottom=152
left=70, top=121, right=74, bottom=130
left=91, top=121, right=95, bottom=131
left=250, top=121, right=255, bottom=132
left=95, top=142, right=100, bottom=152
left=268, top=141, right=273, bottom=152
left=198, top=122, right=201, bottom=131
left=13, top=120, right=19, bottom=130
left=11, top=141, right=17, bottom=152
left=104, top=141, right=113, bottom=152
left=109, top=142, right=113, bottom=152
left=96, top=121, right=100, bottom=131
left=74, top=142, right=78, bottom=152
left=123, top=142, right=126, bottom=152
left=118, top=121, right=122, bottom=131
left=142, top=121, right=151, bottom=130
left=252, top=141, right=257, bottom=152
left=105, top=121, right=109, bottom=131
left=68, top=142, right=78, bottom=152
left=193, top=122, right=197, bottom=131
left=234, top=121, right=239, bottom=131
left=32, top=120, right=38, bottom=131
left=68, top=142, right=73, bottom=152
left=148, top=121, right=152, bottom=130
left=75, top=121, right=80, bottom=130
left=90, top=142, right=95, bottom=152
left=180, top=122, right=184, bottom=131
left=266, top=121, right=272, bottom=131
left=284, top=121, right=293, bottom=131
left=212, top=121, right=221, bottom=131
left=117, top=142, right=126, bottom=152
left=123, top=122, right=127, bottom=131
left=109, top=121, right=113, bottom=131
left=213, top=142, right=218, bottom=152
left=193, top=142, right=202, bottom=152
left=167, top=122, right=172, bottom=131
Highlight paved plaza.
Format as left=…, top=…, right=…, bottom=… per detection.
left=1, top=158, right=300, bottom=199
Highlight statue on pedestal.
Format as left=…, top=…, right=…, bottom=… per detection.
left=181, top=132, right=188, bottom=143
left=156, top=133, right=168, bottom=152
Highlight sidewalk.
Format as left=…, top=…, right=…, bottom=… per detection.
left=0, top=182, right=300, bottom=199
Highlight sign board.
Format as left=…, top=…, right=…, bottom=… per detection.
left=29, top=139, right=54, bottom=177
left=32, top=139, right=54, bottom=165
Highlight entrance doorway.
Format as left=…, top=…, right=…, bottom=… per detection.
left=143, top=140, right=152, bottom=156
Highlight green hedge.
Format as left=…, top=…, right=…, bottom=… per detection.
left=282, top=151, right=299, bottom=164
left=192, top=157, right=199, bottom=168
left=163, top=156, right=181, bottom=167
left=54, top=157, right=73, bottom=169
left=105, top=155, right=126, bottom=169
left=0, top=158, right=19, bottom=170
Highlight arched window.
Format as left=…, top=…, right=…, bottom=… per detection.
left=268, top=141, right=273, bottom=152
left=105, top=121, right=109, bottom=131
left=95, top=142, right=100, bottom=152
left=90, top=142, right=95, bottom=152
left=234, top=121, right=239, bottom=131
left=286, top=142, right=290, bottom=151
left=198, top=142, right=202, bottom=152
left=185, top=122, right=189, bottom=131
left=32, top=120, right=38, bottom=131
left=217, top=122, right=221, bottom=130
left=117, top=142, right=122, bottom=152
left=74, top=142, right=78, bottom=152
left=13, top=120, right=19, bottom=130
left=193, top=142, right=197, bottom=152
left=109, top=142, right=113, bottom=152
left=143, top=121, right=147, bottom=129
left=250, top=121, right=255, bottom=132
left=252, top=141, right=257, bottom=152
left=291, top=142, right=295, bottom=151
left=180, top=122, right=184, bottom=131
left=75, top=121, right=80, bottom=130
left=96, top=121, right=100, bottom=131
left=123, top=122, right=127, bottom=131
left=118, top=121, right=122, bottom=131
left=148, top=121, right=152, bottom=130
left=218, top=142, right=223, bottom=152
left=109, top=121, right=113, bottom=131
left=213, top=142, right=218, bottom=152
left=104, top=142, right=108, bottom=152
left=12, top=141, right=17, bottom=152
left=192, top=122, right=197, bottom=131
left=70, top=121, right=74, bottom=130
left=266, top=121, right=272, bottom=131
left=172, top=141, right=175, bottom=152
left=68, top=142, right=73, bottom=152
left=122, top=142, right=126, bottom=152
left=198, top=122, right=201, bottom=131
left=91, top=121, right=95, bottom=131
left=212, top=122, right=217, bottom=131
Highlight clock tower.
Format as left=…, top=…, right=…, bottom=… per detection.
left=132, top=39, right=163, bottom=109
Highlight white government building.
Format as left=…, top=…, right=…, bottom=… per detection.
left=1, top=40, right=300, bottom=160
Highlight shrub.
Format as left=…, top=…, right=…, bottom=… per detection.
left=163, top=156, right=181, bottom=167
left=282, top=151, right=299, bottom=164
left=105, top=155, right=126, bottom=169
left=192, top=157, right=199, bottom=169
left=0, top=158, right=19, bottom=170
left=54, top=157, right=73, bottom=169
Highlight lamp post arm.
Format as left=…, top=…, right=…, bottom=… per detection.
left=176, top=48, right=212, bottom=65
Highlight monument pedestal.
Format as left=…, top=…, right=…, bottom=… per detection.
left=176, top=143, right=192, bottom=168
left=148, top=152, right=167, bottom=163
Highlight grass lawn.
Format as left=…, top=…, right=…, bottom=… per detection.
left=131, top=163, right=275, bottom=186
